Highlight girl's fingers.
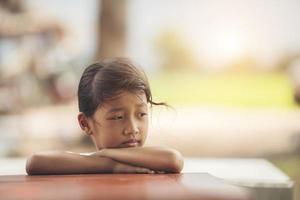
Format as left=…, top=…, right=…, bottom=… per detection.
left=135, top=167, right=155, bottom=174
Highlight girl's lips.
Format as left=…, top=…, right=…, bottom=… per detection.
left=121, top=140, right=140, bottom=147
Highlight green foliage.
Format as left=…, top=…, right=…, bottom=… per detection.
left=150, top=72, right=297, bottom=109
left=270, top=155, right=300, bottom=200
left=271, top=155, right=300, bottom=178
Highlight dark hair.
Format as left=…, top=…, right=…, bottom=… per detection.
left=78, top=57, right=166, bottom=117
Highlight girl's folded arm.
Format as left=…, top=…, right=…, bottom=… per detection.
left=26, top=151, right=114, bottom=175
left=26, top=151, right=154, bottom=175
left=97, top=147, right=184, bottom=173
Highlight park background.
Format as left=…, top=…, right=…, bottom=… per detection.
left=0, top=0, right=300, bottom=198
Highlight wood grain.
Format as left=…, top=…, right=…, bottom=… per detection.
left=0, top=173, right=253, bottom=200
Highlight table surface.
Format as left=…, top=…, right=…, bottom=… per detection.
left=0, top=158, right=292, bottom=185
left=0, top=173, right=252, bottom=200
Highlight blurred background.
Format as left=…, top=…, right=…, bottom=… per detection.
left=0, top=0, right=300, bottom=198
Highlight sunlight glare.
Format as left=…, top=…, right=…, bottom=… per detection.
left=201, top=27, right=248, bottom=70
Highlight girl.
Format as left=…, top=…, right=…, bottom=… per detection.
left=26, top=57, right=183, bottom=175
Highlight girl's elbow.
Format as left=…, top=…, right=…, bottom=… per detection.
left=167, top=150, right=184, bottom=173
left=26, top=154, right=39, bottom=175
left=26, top=151, right=54, bottom=175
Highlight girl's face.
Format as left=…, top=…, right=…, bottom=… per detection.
left=87, top=90, right=149, bottom=150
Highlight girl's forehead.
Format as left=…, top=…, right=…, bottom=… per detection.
left=100, top=90, right=148, bottom=110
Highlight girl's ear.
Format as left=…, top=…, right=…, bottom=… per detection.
left=77, top=113, right=92, bottom=135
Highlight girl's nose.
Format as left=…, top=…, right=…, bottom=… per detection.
left=123, top=119, right=139, bottom=136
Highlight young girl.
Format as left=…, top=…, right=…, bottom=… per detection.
left=26, top=57, right=183, bottom=175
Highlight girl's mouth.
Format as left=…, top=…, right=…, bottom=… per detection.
left=121, top=139, right=140, bottom=147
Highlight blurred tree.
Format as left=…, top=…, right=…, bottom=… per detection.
left=286, top=57, right=300, bottom=105
left=96, top=0, right=127, bottom=59
left=226, top=56, right=260, bottom=74
left=276, top=53, right=300, bottom=72
left=275, top=53, right=300, bottom=105
left=154, top=30, right=199, bottom=72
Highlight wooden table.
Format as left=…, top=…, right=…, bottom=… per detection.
left=0, top=173, right=252, bottom=200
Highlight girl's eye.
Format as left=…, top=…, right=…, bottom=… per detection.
left=109, top=116, right=123, bottom=120
left=139, top=112, right=148, bottom=117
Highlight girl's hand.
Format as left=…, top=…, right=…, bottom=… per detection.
left=91, top=149, right=155, bottom=174
left=92, top=147, right=183, bottom=173
left=91, top=149, right=107, bottom=157
left=113, top=162, right=155, bottom=174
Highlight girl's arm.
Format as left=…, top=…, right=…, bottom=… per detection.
left=96, top=146, right=184, bottom=173
left=26, top=151, right=155, bottom=175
